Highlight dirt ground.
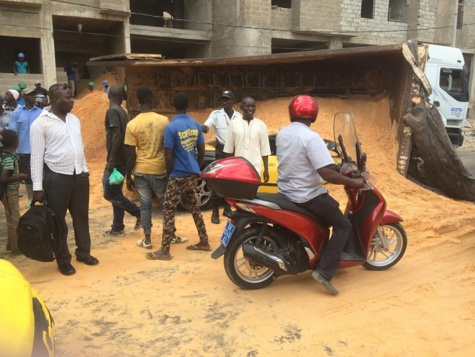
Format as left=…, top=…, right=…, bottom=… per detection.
left=1, top=93, right=475, bottom=356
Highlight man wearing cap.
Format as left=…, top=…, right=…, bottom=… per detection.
left=87, top=82, right=95, bottom=93
left=8, top=88, right=42, bottom=205
left=13, top=53, right=29, bottom=75
left=102, top=80, right=110, bottom=94
left=2, top=90, right=21, bottom=129
left=202, top=90, right=242, bottom=224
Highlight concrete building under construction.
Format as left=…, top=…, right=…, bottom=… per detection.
left=1, top=0, right=474, bottom=107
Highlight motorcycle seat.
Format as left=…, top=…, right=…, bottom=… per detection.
left=255, top=192, right=328, bottom=227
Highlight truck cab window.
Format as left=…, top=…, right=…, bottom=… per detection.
left=439, top=68, right=469, bottom=102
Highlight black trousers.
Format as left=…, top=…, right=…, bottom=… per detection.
left=297, top=193, right=351, bottom=280
left=212, top=142, right=230, bottom=209
left=18, top=154, right=32, bottom=184
left=44, top=166, right=91, bottom=266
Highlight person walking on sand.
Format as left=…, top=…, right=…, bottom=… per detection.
left=125, top=87, right=187, bottom=249
left=224, top=96, right=271, bottom=182
left=202, top=90, right=241, bottom=224
left=146, top=92, right=211, bottom=261
left=102, top=86, right=142, bottom=237
left=30, top=83, right=99, bottom=276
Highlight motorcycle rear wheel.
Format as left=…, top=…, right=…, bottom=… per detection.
left=223, top=228, right=280, bottom=290
left=363, top=222, right=407, bottom=270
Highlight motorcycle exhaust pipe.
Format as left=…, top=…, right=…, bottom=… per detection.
left=242, top=243, right=289, bottom=275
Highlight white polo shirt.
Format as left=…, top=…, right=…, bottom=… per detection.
left=276, top=122, right=334, bottom=203
left=224, top=116, right=271, bottom=173
left=203, top=108, right=242, bottom=145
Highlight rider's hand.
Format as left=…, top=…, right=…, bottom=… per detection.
left=351, top=178, right=366, bottom=189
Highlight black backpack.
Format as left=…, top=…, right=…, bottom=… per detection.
left=17, top=202, right=61, bottom=262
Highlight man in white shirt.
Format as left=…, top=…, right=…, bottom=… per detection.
left=202, top=90, right=242, bottom=223
left=224, top=96, right=271, bottom=182
left=277, top=95, right=366, bottom=295
left=30, top=83, right=99, bottom=276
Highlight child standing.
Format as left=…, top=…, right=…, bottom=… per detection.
left=0, top=130, right=27, bottom=253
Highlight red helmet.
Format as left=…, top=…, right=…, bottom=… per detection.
left=288, top=95, right=319, bottom=122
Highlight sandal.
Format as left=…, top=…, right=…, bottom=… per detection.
left=186, top=243, right=212, bottom=251
left=136, top=239, right=152, bottom=249
left=146, top=249, right=172, bottom=261
left=171, top=236, right=189, bottom=244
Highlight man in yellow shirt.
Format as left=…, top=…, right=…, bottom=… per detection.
left=125, top=87, right=188, bottom=249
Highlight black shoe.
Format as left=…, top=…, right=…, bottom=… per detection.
left=312, top=270, right=339, bottom=295
left=211, top=209, right=220, bottom=224
left=58, top=263, right=76, bottom=276
left=223, top=207, right=233, bottom=218
left=76, top=255, right=99, bottom=266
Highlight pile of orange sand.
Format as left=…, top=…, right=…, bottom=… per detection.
left=73, top=92, right=475, bottom=241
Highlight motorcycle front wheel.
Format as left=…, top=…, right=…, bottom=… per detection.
left=223, top=228, right=280, bottom=290
left=363, top=222, right=407, bottom=271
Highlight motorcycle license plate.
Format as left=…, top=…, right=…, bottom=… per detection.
left=220, top=221, right=235, bottom=247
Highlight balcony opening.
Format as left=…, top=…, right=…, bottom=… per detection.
left=271, top=38, right=327, bottom=54
left=130, top=0, right=210, bottom=30
left=272, top=0, right=291, bottom=9
left=0, top=36, right=42, bottom=74
left=361, top=0, right=374, bottom=19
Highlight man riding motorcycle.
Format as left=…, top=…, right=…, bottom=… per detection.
left=276, top=95, right=367, bottom=295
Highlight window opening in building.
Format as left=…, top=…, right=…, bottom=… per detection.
left=0, top=36, right=42, bottom=74
left=439, top=68, right=469, bottom=102
left=457, top=0, right=464, bottom=29
left=388, top=0, right=406, bottom=22
left=130, top=0, right=180, bottom=28
left=361, top=0, right=374, bottom=19
left=272, top=0, right=291, bottom=8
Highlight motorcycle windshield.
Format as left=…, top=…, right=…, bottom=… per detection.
left=333, top=112, right=359, bottom=163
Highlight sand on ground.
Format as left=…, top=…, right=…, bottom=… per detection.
left=1, top=92, right=475, bottom=356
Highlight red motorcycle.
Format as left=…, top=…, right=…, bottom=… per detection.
left=202, top=112, right=407, bottom=290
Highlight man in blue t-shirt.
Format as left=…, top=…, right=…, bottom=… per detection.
left=13, top=53, right=29, bottom=75
left=146, top=92, right=211, bottom=261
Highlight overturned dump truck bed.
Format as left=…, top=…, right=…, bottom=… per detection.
left=88, top=43, right=475, bottom=201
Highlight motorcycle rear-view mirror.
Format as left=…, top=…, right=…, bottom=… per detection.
left=325, top=139, right=338, bottom=153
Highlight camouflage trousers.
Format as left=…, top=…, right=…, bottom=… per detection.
left=161, top=175, right=208, bottom=249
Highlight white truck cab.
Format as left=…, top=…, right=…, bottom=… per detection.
left=424, top=44, right=469, bottom=146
